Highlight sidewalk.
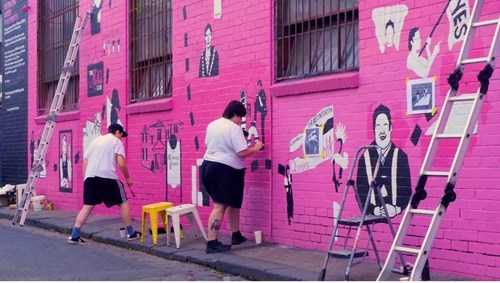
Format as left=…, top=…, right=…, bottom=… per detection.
left=0, top=207, right=468, bottom=281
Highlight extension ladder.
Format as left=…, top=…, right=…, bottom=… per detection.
left=12, top=7, right=95, bottom=226
left=318, top=145, right=408, bottom=281
left=377, top=0, right=500, bottom=280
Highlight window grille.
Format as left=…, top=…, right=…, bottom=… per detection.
left=37, top=0, right=79, bottom=114
left=130, top=0, right=172, bottom=103
left=275, top=0, right=359, bottom=82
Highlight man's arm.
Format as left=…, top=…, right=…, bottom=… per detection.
left=116, top=154, right=133, bottom=186
left=237, top=141, right=263, bottom=158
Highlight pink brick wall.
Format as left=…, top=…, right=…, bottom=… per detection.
left=25, top=0, right=500, bottom=280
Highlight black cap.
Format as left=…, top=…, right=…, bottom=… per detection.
left=108, top=123, right=128, bottom=137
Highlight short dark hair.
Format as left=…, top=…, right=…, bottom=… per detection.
left=373, top=104, right=392, bottom=131
left=205, top=23, right=212, bottom=34
left=222, top=100, right=246, bottom=119
left=108, top=123, right=128, bottom=137
left=408, top=27, right=419, bottom=51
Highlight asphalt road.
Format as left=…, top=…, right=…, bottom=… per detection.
left=0, top=218, right=243, bottom=281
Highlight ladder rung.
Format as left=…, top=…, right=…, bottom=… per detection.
left=461, top=57, right=489, bottom=65
left=448, top=94, right=476, bottom=102
left=329, top=249, right=368, bottom=259
left=435, top=133, right=462, bottom=139
left=338, top=215, right=388, bottom=226
left=409, top=208, right=435, bottom=215
left=394, top=246, right=420, bottom=254
left=472, top=19, right=499, bottom=28
left=422, top=171, right=449, bottom=177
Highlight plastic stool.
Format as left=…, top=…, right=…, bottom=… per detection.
left=141, top=202, right=174, bottom=245
left=166, top=204, right=208, bottom=248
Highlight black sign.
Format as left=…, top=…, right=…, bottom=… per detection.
left=1, top=0, right=29, bottom=184
left=87, top=61, right=104, bottom=97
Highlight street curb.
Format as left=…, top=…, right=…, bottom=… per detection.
left=0, top=210, right=311, bottom=281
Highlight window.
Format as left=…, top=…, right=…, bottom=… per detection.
left=275, top=0, right=359, bottom=82
left=37, top=0, right=79, bottom=114
left=130, top=0, right=172, bottom=103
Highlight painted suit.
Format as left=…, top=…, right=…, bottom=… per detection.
left=356, top=141, right=411, bottom=217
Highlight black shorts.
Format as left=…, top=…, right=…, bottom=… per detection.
left=200, top=160, right=246, bottom=208
left=83, top=177, right=127, bottom=208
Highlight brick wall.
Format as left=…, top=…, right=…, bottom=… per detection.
left=21, top=0, right=500, bottom=279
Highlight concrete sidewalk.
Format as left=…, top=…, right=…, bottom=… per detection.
left=0, top=207, right=468, bottom=281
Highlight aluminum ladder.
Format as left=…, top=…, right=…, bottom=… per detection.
left=12, top=6, right=95, bottom=226
left=319, top=145, right=409, bottom=281
left=377, top=0, right=500, bottom=280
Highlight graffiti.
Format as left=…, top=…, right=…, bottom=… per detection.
left=356, top=104, right=411, bottom=218
left=372, top=4, right=408, bottom=53
left=59, top=130, right=73, bottom=193
left=88, top=62, right=104, bottom=97
left=199, top=24, right=219, bottom=77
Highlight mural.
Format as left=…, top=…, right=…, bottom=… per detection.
left=30, top=131, right=47, bottom=179
left=356, top=104, right=411, bottom=217
left=255, top=80, right=268, bottom=143
left=59, top=130, right=73, bottom=193
left=199, top=24, right=219, bottom=77
left=240, top=89, right=259, bottom=146
left=406, top=77, right=436, bottom=114
left=140, top=120, right=184, bottom=202
left=278, top=164, right=294, bottom=225
left=83, top=112, right=103, bottom=155
left=288, top=106, right=348, bottom=177
left=372, top=4, right=408, bottom=54
left=88, top=61, right=104, bottom=97
left=407, top=27, right=441, bottom=78
left=446, top=0, right=470, bottom=50
left=106, top=89, right=122, bottom=126
left=91, top=0, right=103, bottom=35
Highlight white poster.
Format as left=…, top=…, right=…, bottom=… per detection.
left=446, top=0, right=470, bottom=50
left=406, top=77, right=436, bottom=115
left=167, top=139, right=181, bottom=188
left=214, top=0, right=222, bottom=19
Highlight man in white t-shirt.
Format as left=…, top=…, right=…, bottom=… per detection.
left=68, top=124, right=141, bottom=244
left=201, top=100, right=264, bottom=253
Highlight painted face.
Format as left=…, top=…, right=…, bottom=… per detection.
left=375, top=113, right=391, bottom=149
left=385, top=25, right=395, bottom=46
left=62, top=136, right=67, bottom=155
left=205, top=29, right=212, bottom=48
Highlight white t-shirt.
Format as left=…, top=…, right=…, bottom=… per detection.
left=84, top=133, right=125, bottom=180
left=203, top=117, right=248, bottom=169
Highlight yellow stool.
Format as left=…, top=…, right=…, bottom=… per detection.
left=141, top=202, right=174, bottom=245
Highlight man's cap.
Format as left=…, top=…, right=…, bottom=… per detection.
left=108, top=123, right=128, bottom=137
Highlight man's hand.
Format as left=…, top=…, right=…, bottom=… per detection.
left=126, top=178, right=133, bottom=187
left=254, top=140, right=264, bottom=151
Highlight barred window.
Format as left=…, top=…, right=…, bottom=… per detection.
left=37, top=0, right=79, bottom=114
left=275, top=0, right=359, bottom=82
left=130, top=0, right=172, bottom=103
